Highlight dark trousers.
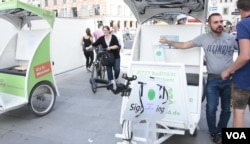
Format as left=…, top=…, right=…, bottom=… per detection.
left=106, top=58, right=120, bottom=81
left=206, top=75, right=231, bottom=135
left=83, top=50, right=94, bottom=68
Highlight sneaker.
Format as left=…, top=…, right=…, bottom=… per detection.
left=111, top=80, right=117, bottom=90
left=115, top=79, right=119, bottom=83
left=87, top=67, right=92, bottom=72
left=211, top=133, right=221, bottom=144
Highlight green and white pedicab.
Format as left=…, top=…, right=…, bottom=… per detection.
left=0, top=0, right=58, bottom=116
left=116, top=0, right=208, bottom=143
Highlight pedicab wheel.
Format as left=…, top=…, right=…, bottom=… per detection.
left=202, top=77, right=207, bottom=103
left=29, top=82, right=56, bottom=116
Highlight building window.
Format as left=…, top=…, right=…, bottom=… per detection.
left=82, top=6, right=89, bottom=17
left=223, top=7, right=228, bottom=15
left=117, top=5, right=123, bottom=16
left=54, top=0, right=57, bottom=5
left=72, top=7, right=78, bottom=17
left=93, top=4, right=100, bottom=15
left=61, top=8, right=67, bottom=17
left=45, top=0, right=48, bottom=6
left=53, top=10, right=58, bottom=17
left=63, top=0, right=66, bottom=4
left=110, top=4, right=117, bottom=16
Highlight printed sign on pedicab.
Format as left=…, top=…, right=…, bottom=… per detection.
left=127, top=62, right=190, bottom=122
left=122, top=76, right=169, bottom=121
left=33, top=61, right=52, bottom=78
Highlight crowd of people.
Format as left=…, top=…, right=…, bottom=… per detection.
left=81, top=23, right=127, bottom=90
left=81, top=0, right=250, bottom=143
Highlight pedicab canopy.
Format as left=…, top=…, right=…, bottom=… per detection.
left=124, top=0, right=207, bottom=24
left=0, top=0, right=55, bottom=29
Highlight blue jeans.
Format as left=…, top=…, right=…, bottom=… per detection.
left=106, top=58, right=120, bottom=81
left=206, top=76, right=231, bottom=135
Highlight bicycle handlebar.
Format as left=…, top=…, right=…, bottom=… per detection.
left=108, top=73, right=137, bottom=95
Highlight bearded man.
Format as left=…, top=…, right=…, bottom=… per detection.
left=159, top=13, right=238, bottom=144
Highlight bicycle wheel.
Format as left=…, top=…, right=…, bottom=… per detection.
left=89, top=78, right=97, bottom=93
left=99, top=65, right=106, bottom=79
left=29, top=81, right=56, bottom=116
left=91, top=61, right=99, bottom=78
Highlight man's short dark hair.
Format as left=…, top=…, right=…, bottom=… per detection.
left=207, top=13, right=221, bottom=24
left=237, top=0, right=250, bottom=11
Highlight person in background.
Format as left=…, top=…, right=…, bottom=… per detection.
left=125, top=27, right=131, bottom=40
left=82, top=28, right=94, bottom=72
left=112, top=23, right=124, bottom=52
left=221, top=0, right=250, bottom=128
left=159, top=13, right=238, bottom=144
left=93, top=23, right=104, bottom=41
left=92, top=26, right=120, bottom=90
left=176, top=14, right=187, bottom=25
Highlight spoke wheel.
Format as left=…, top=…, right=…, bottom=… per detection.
left=29, top=82, right=56, bottom=116
left=99, top=66, right=106, bottom=79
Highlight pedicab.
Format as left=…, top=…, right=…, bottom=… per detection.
left=116, top=0, right=208, bottom=143
left=0, top=0, right=58, bottom=116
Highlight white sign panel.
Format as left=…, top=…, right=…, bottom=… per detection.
left=128, top=62, right=191, bottom=122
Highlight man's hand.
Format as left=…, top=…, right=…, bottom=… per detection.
left=159, top=37, right=167, bottom=44
left=221, top=70, right=232, bottom=80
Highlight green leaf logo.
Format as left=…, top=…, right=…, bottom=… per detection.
left=148, top=89, right=155, bottom=100
left=156, top=51, right=162, bottom=56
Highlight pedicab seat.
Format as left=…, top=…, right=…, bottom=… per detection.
left=0, top=65, right=26, bottom=76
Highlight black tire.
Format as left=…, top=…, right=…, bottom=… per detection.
left=91, top=62, right=98, bottom=78
left=90, top=78, right=97, bottom=93
left=202, top=77, right=207, bottom=103
left=29, top=81, right=56, bottom=116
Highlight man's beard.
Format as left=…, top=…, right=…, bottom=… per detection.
left=211, top=26, right=224, bottom=34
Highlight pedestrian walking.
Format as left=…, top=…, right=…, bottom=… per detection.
left=82, top=28, right=94, bottom=72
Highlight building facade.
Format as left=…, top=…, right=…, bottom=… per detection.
left=40, top=0, right=137, bottom=30
left=208, top=0, right=240, bottom=26
left=1, top=0, right=241, bottom=28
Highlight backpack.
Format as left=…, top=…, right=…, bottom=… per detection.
left=100, top=51, right=115, bottom=66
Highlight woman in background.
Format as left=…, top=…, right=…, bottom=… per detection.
left=92, top=26, right=120, bottom=90
left=82, top=28, right=94, bottom=72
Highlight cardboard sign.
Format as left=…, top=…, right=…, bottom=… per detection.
left=123, top=76, right=169, bottom=121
